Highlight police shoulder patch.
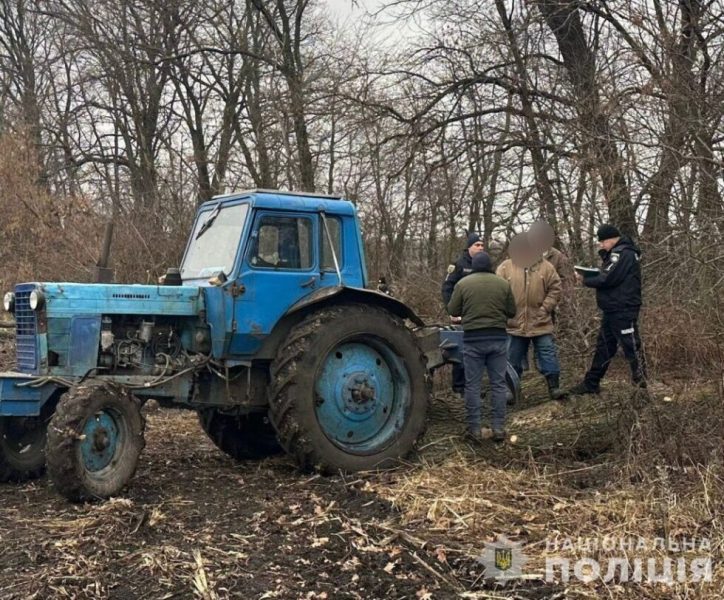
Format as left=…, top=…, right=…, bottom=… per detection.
left=610, top=253, right=620, bottom=263
left=447, top=264, right=456, bottom=274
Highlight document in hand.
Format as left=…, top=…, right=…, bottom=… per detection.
left=574, top=265, right=601, bottom=278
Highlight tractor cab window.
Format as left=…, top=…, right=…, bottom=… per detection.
left=321, top=217, right=342, bottom=271
left=181, top=202, right=249, bottom=279
left=249, top=215, right=313, bottom=270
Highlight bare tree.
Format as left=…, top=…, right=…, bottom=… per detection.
left=0, top=0, right=53, bottom=183
left=536, top=0, right=637, bottom=236
left=250, top=0, right=316, bottom=191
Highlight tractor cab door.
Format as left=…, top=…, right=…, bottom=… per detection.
left=228, top=211, right=322, bottom=355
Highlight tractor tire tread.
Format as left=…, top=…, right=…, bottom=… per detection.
left=197, top=410, right=281, bottom=460
left=268, top=303, right=429, bottom=473
left=0, top=401, right=56, bottom=483
left=46, top=382, right=145, bottom=502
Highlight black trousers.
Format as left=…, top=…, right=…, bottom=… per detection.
left=452, top=362, right=466, bottom=392
left=585, top=311, right=646, bottom=388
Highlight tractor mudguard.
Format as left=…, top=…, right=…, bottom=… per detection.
left=285, top=285, right=425, bottom=326
left=255, top=286, right=425, bottom=361
left=0, top=372, right=67, bottom=417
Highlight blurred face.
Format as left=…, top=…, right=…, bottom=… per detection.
left=599, top=237, right=620, bottom=252
left=528, top=221, right=555, bottom=255
left=468, top=241, right=485, bottom=256
left=509, top=234, right=535, bottom=268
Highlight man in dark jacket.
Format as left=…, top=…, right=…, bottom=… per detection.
left=442, top=233, right=486, bottom=304
left=442, top=233, right=486, bottom=393
left=569, top=224, right=647, bottom=394
left=448, top=252, right=517, bottom=442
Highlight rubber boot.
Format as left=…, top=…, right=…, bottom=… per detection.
left=546, top=374, right=566, bottom=400
left=568, top=381, right=600, bottom=396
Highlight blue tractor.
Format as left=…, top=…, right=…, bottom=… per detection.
left=0, top=190, right=518, bottom=501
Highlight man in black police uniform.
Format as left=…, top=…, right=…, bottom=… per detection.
left=569, top=224, right=647, bottom=395
left=442, top=233, right=486, bottom=394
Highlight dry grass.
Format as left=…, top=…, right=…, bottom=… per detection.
left=0, top=360, right=721, bottom=598
left=367, top=382, right=724, bottom=599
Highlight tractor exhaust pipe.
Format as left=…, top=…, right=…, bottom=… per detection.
left=94, top=221, right=114, bottom=283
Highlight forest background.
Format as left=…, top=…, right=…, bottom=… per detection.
left=1, top=3, right=723, bottom=596
left=0, top=0, right=722, bottom=379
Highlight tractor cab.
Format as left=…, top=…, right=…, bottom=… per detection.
left=179, top=190, right=368, bottom=357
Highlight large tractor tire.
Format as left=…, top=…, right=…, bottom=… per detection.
left=197, top=410, right=282, bottom=460
left=46, top=383, right=145, bottom=502
left=268, top=304, right=430, bottom=473
left=0, top=404, right=53, bottom=482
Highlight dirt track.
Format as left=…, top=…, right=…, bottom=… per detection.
left=1, top=333, right=720, bottom=599
left=0, top=393, right=572, bottom=600
left=1, top=407, right=469, bottom=599
left=0, top=382, right=617, bottom=600
left=0, top=334, right=542, bottom=600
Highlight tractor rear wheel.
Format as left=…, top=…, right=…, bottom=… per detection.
left=197, top=410, right=282, bottom=460
left=268, top=304, right=429, bottom=472
left=0, top=409, right=51, bottom=482
left=46, top=383, right=145, bottom=502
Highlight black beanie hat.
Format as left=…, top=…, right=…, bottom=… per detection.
left=596, top=224, right=621, bottom=241
left=466, top=232, right=483, bottom=248
left=472, top=252, right=493, bottom=273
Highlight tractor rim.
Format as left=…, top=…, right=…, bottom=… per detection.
left=314, top=337, right=411, bottom=455
left=80, top=408, right=125, bottom=473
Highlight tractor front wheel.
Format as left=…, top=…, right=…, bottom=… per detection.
left=269, top=304, right=429, bottom=473
left=46, top=383, right=145, bottom=502
left=0, top=408, right=51, bottom=482
left=197, top=410, right=282, bottom=460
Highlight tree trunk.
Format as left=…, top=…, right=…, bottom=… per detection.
left=496, top=0, right=558, bottom=228
left=643, top=0, right=700, bottom=241
left=537, top=0, right=637, bottom=236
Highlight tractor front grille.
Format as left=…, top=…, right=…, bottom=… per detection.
left=15, top=284, right=38, bottom=373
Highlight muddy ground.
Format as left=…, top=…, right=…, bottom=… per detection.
left=1, top=407, right=472, bottom=599
left=0, top=327, right=524, bottom=600
left=1, top=404, right=569, bottom=600
left=0, top=333, right=721, bottom=599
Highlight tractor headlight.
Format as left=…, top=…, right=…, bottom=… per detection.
left=3, top=292, right=14, bottom=313
left=29, top=290, right=45, bottom=311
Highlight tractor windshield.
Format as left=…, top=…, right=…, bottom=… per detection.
left=181, top=203, right=250, bottom=280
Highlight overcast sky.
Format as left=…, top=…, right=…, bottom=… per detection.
left=323, top=0, right=378, bottom=22
left=321, top=0, right=423, bottom=49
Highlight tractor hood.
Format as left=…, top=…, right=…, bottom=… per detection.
left=17, top=282, right=204, bottom=317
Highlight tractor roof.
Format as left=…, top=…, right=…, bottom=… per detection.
left=202, top=189, right=356, bottom=216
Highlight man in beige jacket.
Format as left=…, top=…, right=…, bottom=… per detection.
left=496, top=234, right=564, bottom=399
left=529, top=220, right=574, bottom=299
